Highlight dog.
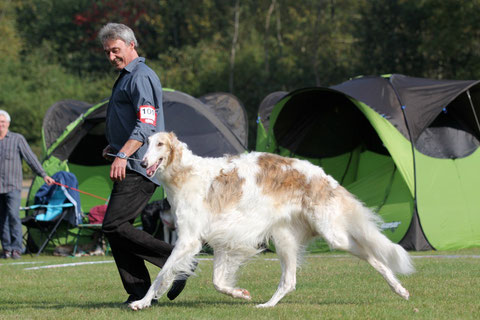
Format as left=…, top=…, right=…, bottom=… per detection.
left=129, top=132, right=414, bottom=310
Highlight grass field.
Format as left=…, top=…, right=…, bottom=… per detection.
left=1, top=249, right=479, bottom=320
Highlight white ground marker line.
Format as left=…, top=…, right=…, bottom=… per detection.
left=24, top=260, right=114, bottom=270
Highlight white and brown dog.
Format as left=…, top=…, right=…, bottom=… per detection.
left=130, top=132, right=414, bottom=310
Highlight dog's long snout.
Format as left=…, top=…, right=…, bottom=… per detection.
left=141, top=159, right=148, bottom=168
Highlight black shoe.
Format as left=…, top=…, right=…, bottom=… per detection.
left=167, top=261, right=198, bottom=300
left=167, top=279, right=187, bottom=301
left=1, top=251, right=11, bottom=259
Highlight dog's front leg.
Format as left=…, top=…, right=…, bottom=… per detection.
left=129, top=238, right=202, bottom=311
left=213, top=249, right=252, bottom=300
left=128, top=268, right=170, bottom=311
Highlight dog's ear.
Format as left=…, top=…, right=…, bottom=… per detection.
left=167, top=132, right=181, bottom=149
left=165, top=132, right=180, bottom=167
left=167, top=132, right=178, bottom=144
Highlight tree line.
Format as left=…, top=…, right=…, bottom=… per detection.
left=1, top=0, right=480, bottom=153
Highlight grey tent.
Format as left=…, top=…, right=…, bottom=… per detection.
left=199, top=92, right=248, bottom=149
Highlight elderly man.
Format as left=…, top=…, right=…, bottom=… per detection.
left=0, top=110, right=54, bottom=259
left=98, top=23, right=191, bottom=305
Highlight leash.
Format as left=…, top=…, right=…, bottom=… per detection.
left=53, top=181, right=109, bottom=201
left=106, top=153, right=144, bottom=162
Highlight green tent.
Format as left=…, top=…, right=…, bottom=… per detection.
left=256, top=74, right=480, bottom=251
left=26, top=90, right=247, bottom=252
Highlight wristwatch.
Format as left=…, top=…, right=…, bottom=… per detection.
left=116, top=152, right=128, bottom=159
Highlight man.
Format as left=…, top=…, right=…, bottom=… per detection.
left=0, top=110, right=55, bottom=259
left=98, top=23, right=190, bottom=305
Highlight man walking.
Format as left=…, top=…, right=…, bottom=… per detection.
left=98, top=23, right=190, bottom=304
left=0, top=110, right=55, bottom=259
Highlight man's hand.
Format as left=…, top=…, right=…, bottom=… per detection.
left=106, top=140, right=142, bottom=182
left=110, top=157, right=127, bottom=181
left=43, top=176, right=55, bottom=186
left=102, top=145, right=115, bottom=162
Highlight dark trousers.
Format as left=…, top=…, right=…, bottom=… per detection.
left=102, top=171, right=174, bottom=299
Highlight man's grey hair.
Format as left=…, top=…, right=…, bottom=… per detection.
left=98, top=23, right=138, bottom=47
left=0, top=110, right=11, bottom=122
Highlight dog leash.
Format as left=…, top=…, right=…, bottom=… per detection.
left=106, top=153, right=144, bottom=162
left=51, top=153, right=143, bottom=202
left=53, top=181, right=109, bottom=201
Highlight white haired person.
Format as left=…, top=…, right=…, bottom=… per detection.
left=98, top=23, right=193, bottom=305
left=0, top=110, right=54, bottom=259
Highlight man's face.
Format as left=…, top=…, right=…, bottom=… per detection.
left=0, top=115, right=10, bottom=134
left=103, top=39, right=136, bottom=70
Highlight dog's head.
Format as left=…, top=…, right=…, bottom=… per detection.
left=142, top=132, right=180, bottom=177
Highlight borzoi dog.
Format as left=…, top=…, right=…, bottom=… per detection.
left=130, top=132, right=414, bottom=310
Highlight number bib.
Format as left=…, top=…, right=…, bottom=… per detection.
left=138, top=105, right=157, bottom=126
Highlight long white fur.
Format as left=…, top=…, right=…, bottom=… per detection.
left=129, top=132, right=414, bottom=310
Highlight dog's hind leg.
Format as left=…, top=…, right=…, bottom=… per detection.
left=256, top=227, right=300, bottom=308
left=129, top=238, right=202, bottom=311
left=212, top=249, right=252, bottom=300
left=364, top=253, right=410, bottom=300
left=324, top=226, right=410, bottom=300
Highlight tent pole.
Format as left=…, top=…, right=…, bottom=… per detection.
left=389, top=77, right=433, bottom=250
left=340, top=150, right=354, bottom=185
left=388, top=82, right=418, bottom=206
left=466, top=90, right=480, bottom=134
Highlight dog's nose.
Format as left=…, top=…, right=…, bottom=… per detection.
left=141, top=160, right=147, bottom=168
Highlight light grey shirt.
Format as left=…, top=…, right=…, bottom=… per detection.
left=0, top=131, right=46, bottom=193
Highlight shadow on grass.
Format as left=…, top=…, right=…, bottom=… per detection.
left=0, top=299, right=257, bottom=311
left=0, top=295, right=376, bottom=313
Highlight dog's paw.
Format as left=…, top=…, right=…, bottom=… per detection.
left=393, top=285, right=410, bottom=300
left=232, top=288, right=251, bottom=300
left=400, top=289, right=410, bottom=300
left=129, top=300, right=151, bottom=311
left=255, top=302, right=274, bottom=308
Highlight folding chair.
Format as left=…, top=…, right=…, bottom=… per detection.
left=21, top=171, right=82, bottom=256
left=21, top=195, right=74, bottom=256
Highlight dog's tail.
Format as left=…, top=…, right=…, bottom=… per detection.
left=348, top=202, right=415, bottom=275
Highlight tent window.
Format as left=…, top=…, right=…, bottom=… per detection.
left=415, top=91, right=480, bottom=159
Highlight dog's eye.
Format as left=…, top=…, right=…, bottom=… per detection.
left=158, top=142, right=164, bottom=147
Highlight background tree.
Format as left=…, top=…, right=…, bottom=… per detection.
left=419, top=0, right=480, bottom=79
left=1, top=0, right=479, bottom=154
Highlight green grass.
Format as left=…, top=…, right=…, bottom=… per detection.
left=1, top=249, right=479, bottom=320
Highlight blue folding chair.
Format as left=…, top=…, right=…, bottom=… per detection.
left=21, top=171, right=82, bottom=256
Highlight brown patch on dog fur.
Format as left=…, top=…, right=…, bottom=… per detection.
left=301, top=177, right=335, bottom=209
left=205, top=168, right=245, bottom=214
left=256, top=153, right=335, bottom=209
left=257, top=153, right=294, bottom=169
